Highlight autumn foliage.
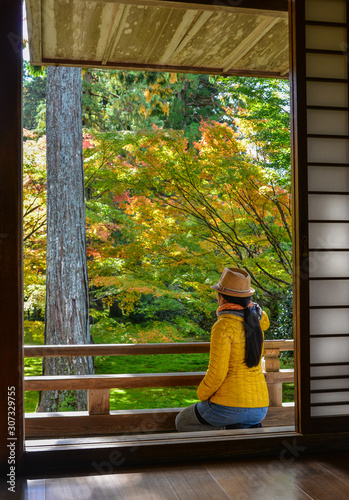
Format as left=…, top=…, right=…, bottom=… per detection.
left=23, top=76, right=292, bottom=339
left=85, top=120, right=291, bottom=305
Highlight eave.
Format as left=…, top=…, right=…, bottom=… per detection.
left=25, top=0, right=289, bottom=77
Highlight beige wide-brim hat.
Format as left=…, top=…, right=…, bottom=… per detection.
left=211, top=267, right=255, bottom=297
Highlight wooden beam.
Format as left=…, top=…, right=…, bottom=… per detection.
left=25, top=408, right=181, bottom=437
left=41, top=57, right=289, bottom=78
left=265, top=340, right=294, bottom=351
left=264, top=349, right=281, bottom=372
left=25, top=0, right=42, bottom=64
left=24, top=372, right=207, bottom=391
left=265, top=347, right=282, bottom=406
left=24, top=369, right=294, bottom=390
left=265, top=369, right=294, bottom=384
left=280, top=61, right=290, bottom=76
left=159, top=11, right=212, bottom=64
left=92, top=0, right=289, bottom=17
left=101, top=4, right=131, bottom=65
left=88, top=389, right=110, bottom=415
left=289, top=0, right=308, bottom=436
left=25, top=370, right=295, bottom=390
left=157, top=10, right=198, bottom=65
left=222, top=17, right=280, bottom=72
left=25, top=425, right=297, bottom=448
left=0, top=0, right=24, bottom=477
left=23, top=340, right=294, bottom=357
left=25, top=405, right=295, bottom=438
left=143, top=8, right=175, bottom=64
left=24, top=342, right=211, bottom=357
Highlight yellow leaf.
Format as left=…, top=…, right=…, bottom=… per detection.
left=144, top=89, right=152, bottom=103
left=162, top=103, right=170, bottom=116
left=169, top=73, right=177, bottom=84
left=139, top=104, right=148, bottom=117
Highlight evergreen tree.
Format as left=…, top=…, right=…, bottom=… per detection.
left=217, top=77, right=291, bottom=181
left=23, top=62, right=46, bottom=132
left=166, top=73, right=228, bottom=142
left=37, top=66, right=93, bottom=412
left=24, top=67, right=228, bottom=141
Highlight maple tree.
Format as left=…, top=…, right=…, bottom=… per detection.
left=23, top=74, right=292, bottom=341
left=23, top=129, right=47, bottom=319
left=89, top=119, right=291, bottom=304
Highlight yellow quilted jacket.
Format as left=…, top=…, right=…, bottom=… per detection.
left=197, top=311, right=269, bottom=408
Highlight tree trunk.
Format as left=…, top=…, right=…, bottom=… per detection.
left=37, top=66, right=93, bottom=412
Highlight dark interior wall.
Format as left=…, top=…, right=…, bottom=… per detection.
left=0, top=0, right=24, bottom=475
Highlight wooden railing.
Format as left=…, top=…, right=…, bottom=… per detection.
left=24, top=340, right=294, bottom=438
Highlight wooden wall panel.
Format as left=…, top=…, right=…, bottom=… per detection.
left=291, top=0, right=349, bottom=433
left=0, top=0, right=24, bottom=477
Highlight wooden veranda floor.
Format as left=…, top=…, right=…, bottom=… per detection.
left=18, top=450, right=349, bottom=499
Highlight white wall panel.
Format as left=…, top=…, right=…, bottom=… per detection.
left=309, top=195, right=349, bottom=220
left=310, top=337, right=349, bottom=364
left=310, top=308, right=349, bottom=334
left=309, top=223, right=349, bottom=248
left=309, top=251, right=349, bottom=277
left=310, top=279, right=349, bottom=306
left=308, top=138, right=349, bottom=164
left=311, top=405, right=349, bottom=417
left=298, top=0, right=349, bottom=426
left=306, top=25, right=347, bottom=50
left=310, top=377, right=349, bottom=390
left=310, top=365, right=349, bottom=377
left=307, top=110, right=348, bottom=136
left=307, top=82, right=348, bottom=107
left=305, top=0, right=346, bottom=23
left=311, top=392, right=349, bottom=403
left=306, top=54, right=348, bottom=79
left=308, top=166, right=349, bottom=192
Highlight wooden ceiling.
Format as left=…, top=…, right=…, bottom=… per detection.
left=25, top=0, right=289, bottom=78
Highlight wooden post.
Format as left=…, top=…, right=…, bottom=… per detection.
left=264, top=348, right=283, bottom=407
left=0, top=0, right=24, bottom=481
left=88, top=389, right=110, bottom=415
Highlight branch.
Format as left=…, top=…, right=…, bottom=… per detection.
left=254, top=262, right=292, bottom=287
left=23, top=217, right=46, bottom=241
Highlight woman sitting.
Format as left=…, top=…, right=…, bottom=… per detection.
left=175, top=267, right=269, bottom=432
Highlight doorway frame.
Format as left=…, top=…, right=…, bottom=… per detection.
left=1, top=0, right=349, bottom=476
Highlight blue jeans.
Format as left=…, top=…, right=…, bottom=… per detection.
left=197, top=400, right=268, bottom=428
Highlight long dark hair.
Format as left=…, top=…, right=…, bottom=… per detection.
left=220, top=293, right=263, bottom=368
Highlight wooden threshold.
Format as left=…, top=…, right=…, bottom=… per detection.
left=23, top=429, right=349, bottom=477
left=26, top=426, right=297, bottom=451
left=25, top=404, right=295, bottom=438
